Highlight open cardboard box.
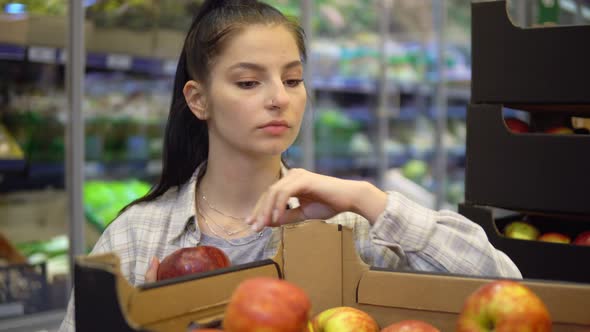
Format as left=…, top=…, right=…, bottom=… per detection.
left=75, top=220, right=590, bottom=332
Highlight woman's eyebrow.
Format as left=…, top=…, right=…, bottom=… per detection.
left=228, top=60, right=302, bottom=72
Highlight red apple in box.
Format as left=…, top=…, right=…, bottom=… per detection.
left=538, top=232, right=571, bottom=244
left=157, top=246, right=230, bottom=281
left=381, top=320, right=439, bottom=332
left=456, top=280, right=551, bottom=332
left=308, top=306, right=379, bottom=332
left=223, top=277, right=311, bottom=332
left=573, top=231, right=590, bottom=246
left=504, top=118, right=530, bottom=133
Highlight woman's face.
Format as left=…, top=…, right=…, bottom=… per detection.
left=204, top=24, right=306, bottom=158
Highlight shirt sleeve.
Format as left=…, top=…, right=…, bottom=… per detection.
left=331, top=191, right=522, bottom=278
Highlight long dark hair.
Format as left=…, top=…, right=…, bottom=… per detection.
left=122, top=0, right=307, bottom=212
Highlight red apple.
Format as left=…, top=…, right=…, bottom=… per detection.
left=157, top=246, right=230, bottom=281
left=504, top=118, right=530, bottom=133
left=223, top=277, right=311, bottom=332
left=308, top=306, right=379, bottom=332
left=573, top=231, right=590, bottom=246
left=456, top=280, right=551, bottom=332
left=503, top=221, right=540, bottom=240
left=538, top=232, right=571, bottom=244
left=381, top=320, right=439, bottom=332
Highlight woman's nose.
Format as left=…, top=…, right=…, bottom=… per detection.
left=266, top=81, right=290, bottom=110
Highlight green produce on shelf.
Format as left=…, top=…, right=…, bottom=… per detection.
left=84, top=179, right=151, bottom=231
left=402, top=159, right=428, bottom=184
left=0, top=0, right=66, bottom=16
left=16, top=234, right=68, bottom=261
left=315, top=108, right=360, bottom=157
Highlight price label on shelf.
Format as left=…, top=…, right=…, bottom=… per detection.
left=59, top=50, right=67, bottom=64
left=28, top=46, right=57, bottom=64
left=163, top=59, right=178, bottom=76
left=106, top=54, right=132, bottom=70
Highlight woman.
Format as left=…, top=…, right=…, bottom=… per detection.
left=59, top=1, right=520, bottom=330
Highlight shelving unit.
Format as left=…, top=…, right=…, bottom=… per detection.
left=460, top=0, right=590, bottom=283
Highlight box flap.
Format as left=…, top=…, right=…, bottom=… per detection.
left=357, top=270, right=490, bottom=313
left=340, top=224, right=370, bottom=307
left=525, top=280, right=590, bottom=325
left=129, top=260, right=280, bottom=330
left=357, top=270, right=590, bottom=326
left=280, top=220, right=343, bottom=315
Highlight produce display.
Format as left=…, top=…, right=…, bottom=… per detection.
left=504, top=115, right=590, bottom=135
left=223, top=277, right=311, bottom=332
left=503, top=219, right=590, bottom=246
left=84, top=179, right=151, bottom=230
left=456, top=280, right=551, bottom=332
left=0, top=124, right=24, bottom=160
left=183, top=276, right=554, bottom=332
left=14, top=234, right=69, bottom=281
left=309, top=306, right=379, bottom=332
left=157, top=246, right=231, bottom=281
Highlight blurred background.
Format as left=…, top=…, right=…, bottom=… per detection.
left=0, top=0, right=588, bottom=330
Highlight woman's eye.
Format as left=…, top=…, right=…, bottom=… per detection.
left=284, top=79, right=304, bottom=88
left=236, top=81, right=259, bottom=89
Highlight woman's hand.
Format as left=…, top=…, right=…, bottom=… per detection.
left=145, top=256, right=160, bottom=283
left=245, top=168, right=388, bottom=232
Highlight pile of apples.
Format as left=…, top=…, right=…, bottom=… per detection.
left=504, top=220, right=590, bottom=246
left=188, top=277, right=552, bottom=332
left=154, top=247, right=554, bottom=332
left=504, top=117, right=589, bottom=135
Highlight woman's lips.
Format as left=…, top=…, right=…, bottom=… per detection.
left=260, top=125, right=289, bottom=135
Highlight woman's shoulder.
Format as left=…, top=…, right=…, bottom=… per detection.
left=107, top=186, right=180, bottom=230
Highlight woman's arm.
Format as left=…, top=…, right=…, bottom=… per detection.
left=333, top=192, right=521, bottom=278
left=248, top=168, right=521, bottom=278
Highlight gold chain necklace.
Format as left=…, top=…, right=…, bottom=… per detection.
left=198, top=201, right=251, bottom=236
left=197, top=209, right=265, bottom=246
left=201, top=191, right=247, bottom=221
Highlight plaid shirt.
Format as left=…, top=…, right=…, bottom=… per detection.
left=59, top=166, right=521, bottom=331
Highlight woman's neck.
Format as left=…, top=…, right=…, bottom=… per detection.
left=198, top=155, right=282, bottom=218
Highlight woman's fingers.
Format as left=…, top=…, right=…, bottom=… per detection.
left=249, top=173, right=308, bottom=231
left=145, top=256, right=160, bottom=283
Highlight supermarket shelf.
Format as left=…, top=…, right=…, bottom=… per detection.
left=0, top=41, right=471, bottom=100
left=342, top=105, right=467, bottom=123
left=0, top=159, right=25, bottom=173
left=0, top=160, right=160, bottom=192
left=0, top=42, right=177, bottom=76
left=313, top=77, right=471, bottom=100
left=0, top=44, right=26, bottom=61
left=0, top=308, right=65, bottom=332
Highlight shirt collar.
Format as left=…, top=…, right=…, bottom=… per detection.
left=166, top=162, right=299, bottom=244
left=166, top=164, right=201, bottom=244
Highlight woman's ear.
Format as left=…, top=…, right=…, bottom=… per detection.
left=183, top=80, right=209, bottom=120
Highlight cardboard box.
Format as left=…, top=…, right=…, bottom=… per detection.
left=465, top=104, right=590, bottom=215
left=459, top=203, right=590, bottom=283
left=0, top=14, right=93, bottom=48
left=75, top=221, right=590, bottom=332
left=471, top=1, right=590, bottom=104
